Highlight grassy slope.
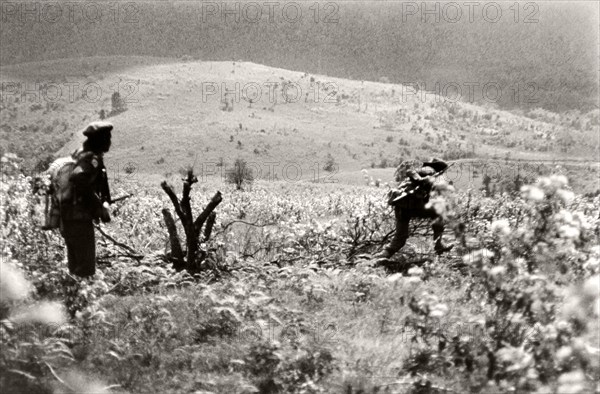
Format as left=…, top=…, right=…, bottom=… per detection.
left=1, top=56, right=598, bottom=193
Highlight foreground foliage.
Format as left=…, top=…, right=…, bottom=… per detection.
left=1, top=155, right=599, bottom=393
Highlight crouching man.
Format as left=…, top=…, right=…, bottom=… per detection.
left=378, top=158, right=454, bottom=259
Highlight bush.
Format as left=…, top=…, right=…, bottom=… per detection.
left=226, top=158, right=254, bottom=190
left=323, top=154, right=337, bottom=173
left=110, top=92, right=127, bottom=115
left=442, top=147, right=475, bottom=161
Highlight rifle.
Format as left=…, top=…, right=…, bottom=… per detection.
left=392, top=162, right=455, bottom=203
left=109, top=194, right=133, bottom=204
left=97, top=193, right=133, bottom=223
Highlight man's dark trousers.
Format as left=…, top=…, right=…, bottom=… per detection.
left=383, top=200, right=445, bottom=257
left=60, top=220, right=96, bottom=277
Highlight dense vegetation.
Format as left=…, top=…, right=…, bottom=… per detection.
left=1, top=153, right=598, bottom=393
left=1, top=2, right=597, bottom=112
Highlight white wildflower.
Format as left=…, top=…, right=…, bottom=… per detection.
left=538, top=177, right=552, bottom=189
left=556, top=189, right=574, bottom=204
left=469, top=316, right=486, bottom=326
left=521, top=185, right=544, bottom=202
left=491, top=219, right=510, bottom=236
left=508, top=313, right=525, bottom=324
left=557, top=370, right=586, bottom=394
left=10, top=301, right=67, bottom=326
left=572, top=211, right=591, bottom=230
left=514, top=257, right=527, bottom=267
left=387, top=273, right=403, bottom=283
left=0, top=260, right=31, bottom=302
left=431, top=303, right=448, bottom=316
left=490, top=266, right=506, bottom=277
left=559, top=225, right=580, bottom=239
left=583, top=275, right=599, bottom=300
left=550, top=174, right=569, bottom=188
left=407, top=266, right=424, bottom=277
left=555, top=209, right=573, bottom=224
left=584, top=257, right=600, bottom=272
left=426, top=196, right=447, bottom=215
left=496, top=346, right=533, bottom=371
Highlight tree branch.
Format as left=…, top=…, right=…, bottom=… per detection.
left=180, top=170, right=197, bottom=222
left=194, top=191, right=223, bottom=233
left=162, top=208, right=184, bottom=262
left=160, top=181, right=184, bottom=220
left=94, top=224, right=143, bottom=259
left=219, top=219, right=276, bottom=233
left=203, top=212, right=217, bottom=241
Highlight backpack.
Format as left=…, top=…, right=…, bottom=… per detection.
left=42, top=155, right=76, bottom=230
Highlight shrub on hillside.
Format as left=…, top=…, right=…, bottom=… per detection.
left=226, top=158, right=254, bottom=190
left=323, top=154, right=337, bottom=173
left=442, top=147, right=476, bottom=161
left=110, top=92, right=127, bottom=115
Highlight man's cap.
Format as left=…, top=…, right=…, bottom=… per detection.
left=83, top=121, right=113, bottom=138
left=422, top=158, right=448, bottom=173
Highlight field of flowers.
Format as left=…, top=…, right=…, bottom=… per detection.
left=1, top=153, right=599, bottom=393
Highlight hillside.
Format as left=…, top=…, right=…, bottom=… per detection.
left=1, top=57, right=599, bottom=193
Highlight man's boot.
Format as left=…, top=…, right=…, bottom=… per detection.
left=378, top=213, right=410, bottom=259
left=432, top=219, right=454, bottom=255
left=376, top=248, right=394, bottom=259
left=434, top=240, right=455, bottom=255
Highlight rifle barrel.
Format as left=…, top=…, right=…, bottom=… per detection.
left=110, top=194, right=132, bottom=203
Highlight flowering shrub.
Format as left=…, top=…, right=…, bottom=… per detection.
left=401, top=175, right=600, bottom=392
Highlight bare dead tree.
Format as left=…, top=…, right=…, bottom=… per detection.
left=161, top=169, right=222, bottom=272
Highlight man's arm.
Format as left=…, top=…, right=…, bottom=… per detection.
left=408, top=168, right=435, bottom=183
left=407, top=168, right=436, bottom=190
left=99, top=167, right=111, bottom=204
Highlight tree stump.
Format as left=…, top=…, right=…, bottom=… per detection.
left=161, top=169, right=222, bottom=272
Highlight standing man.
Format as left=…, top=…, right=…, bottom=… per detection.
left=60, top=121, right=113, bottom=277
left=378, top=158, right=453, bottom=259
